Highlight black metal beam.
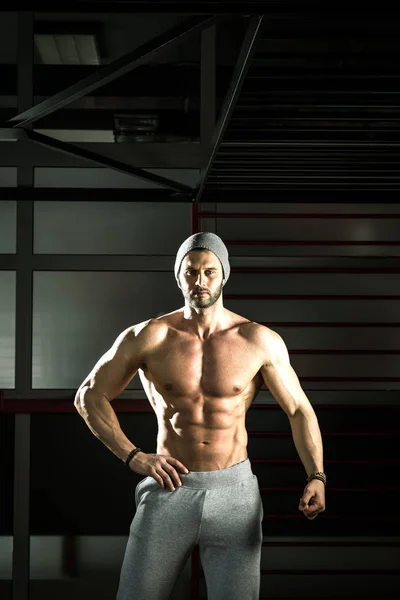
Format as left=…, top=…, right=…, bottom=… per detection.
left=0, top=187, right=191, bottom=202
left=0, top=141, right=206, bottom=169
left=2, top=2, right=398, bottom=12
left=199, top=189, right=400, bottom=202
left=3, top=187, right=400, bottom=202
left=22, top=129, right=194, bottom=192
left=8, top=15, right=228, bottom=129
left=13, top=15, right=34, bottom=600
left=194, top=15, right=264, bottom=203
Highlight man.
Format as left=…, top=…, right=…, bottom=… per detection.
left=74, top=232, right=326, bottom=600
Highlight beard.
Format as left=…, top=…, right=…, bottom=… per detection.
left=185, top=282, right=223, bottom=310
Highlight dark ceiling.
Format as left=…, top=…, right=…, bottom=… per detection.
left=1, top=6, right=400, bottom=200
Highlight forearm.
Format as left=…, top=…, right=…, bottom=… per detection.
left=74, top=389, right=136, bottom=462
left=289, top=408, right=324, bottom=477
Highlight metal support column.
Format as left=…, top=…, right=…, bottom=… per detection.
left=13, top=14, right=34, bottom=600
left=200, top=24, right=216, bottom=146
left=189, top=197, right=200, bottom=598
left=194, top=15, right=264, bottom=203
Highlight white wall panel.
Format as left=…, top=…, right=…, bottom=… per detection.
left=0, top=271, right=15, bottom=389
left=0, top=201, right=16, bottom=253
left=32, top=271, right=183, bottom=389
left=34, top=201, right=191, bottom=255
left=0, top=168, right=17, bottom=187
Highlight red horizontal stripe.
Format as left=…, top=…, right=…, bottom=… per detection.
left=259, top=322, right=400, bottom=327
left=259, top=487, right=400, bottom=493
left=199, top=212, right=400, bottom=219
left=251, top=458, right=400, bottom=464
left=289, top=350, right=400, bottom=354
left=224, top=293, right=400, bottom=299
left=259, top=597, right=393, bottom=600
left=300, top=377, right=400, bottom=381
left=261, top=568, right=398, bottom=574
left=231, top=267, right=400, bottom=273
left=261, top=514, right=399, bottom=520
left=250, top=431, right=400, bottom=437
left=250, top=404, right=400, bottom=410
left=261, top=541, right=400, bottom=547
left=225, top=240, right=400, bottom=245
left=198, top=567, right=400, bottom=577
left=1, top=399, right=399, bottom=413
left=258, top=595, right=396, bottom=600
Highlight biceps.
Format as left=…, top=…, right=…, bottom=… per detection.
left=80, top=347, right=138, bottom=401
left=261, top=362, right=308, bottom=417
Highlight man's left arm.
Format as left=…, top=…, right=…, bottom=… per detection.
left=259, top=328, right=326, bottom=520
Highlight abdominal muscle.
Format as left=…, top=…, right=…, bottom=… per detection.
left=155, top=398, right=249, bottom=472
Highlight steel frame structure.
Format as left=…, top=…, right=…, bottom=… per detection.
left=195, top=15, right=264, bottom=201
left=4, top=15, right=225, bottom=194
left=0, top=12, right=264, bottom=600
left=1, top=12, right=264, bottom=202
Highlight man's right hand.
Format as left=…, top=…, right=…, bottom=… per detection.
left=129, top=452, right=190, bottom=491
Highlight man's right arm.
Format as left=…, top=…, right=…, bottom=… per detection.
left=74, top=324, right=145, bottom=463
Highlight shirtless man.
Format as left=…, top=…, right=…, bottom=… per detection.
left=74, top=232, right=325, bottom=600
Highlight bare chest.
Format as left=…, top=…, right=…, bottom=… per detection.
left=140, top=330, right=263, bottom=400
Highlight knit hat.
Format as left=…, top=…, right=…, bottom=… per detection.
left=174, top=232, right=230, bottom=287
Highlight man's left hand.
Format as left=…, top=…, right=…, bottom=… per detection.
left=298, top=479, right=326, bottom=520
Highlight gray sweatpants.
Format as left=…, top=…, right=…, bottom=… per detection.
left=116, top=458, right=264, bottom=600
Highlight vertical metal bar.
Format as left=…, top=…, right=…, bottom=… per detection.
left=189, top=178, right=201, bottom=600
left=13, top=12, right=34, bottom=600
left=192, top=201, right=199, bottom=234
left=13, top=415, right=31, bottom=600
left=195, top=15, right=264, bottom=203
left=200, top=25, right=216, bottom=146
left=15, top=201, right=34, bottom=395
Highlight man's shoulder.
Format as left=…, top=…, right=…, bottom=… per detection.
left=235, top=321, right=285, bottom=370
left=236, top=317, right=277, bottom=342
left=133, top=316, right=169, bottom=339
left=132, top=311, right=182, bottom=347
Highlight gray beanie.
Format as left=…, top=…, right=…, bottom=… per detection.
left=174, top=232, right=230, bottom=287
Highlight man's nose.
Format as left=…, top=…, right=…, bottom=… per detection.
left=195, top=272, right=205, bottom=286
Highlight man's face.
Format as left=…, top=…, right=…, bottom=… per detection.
left=178, top=250, right=224, bottom=309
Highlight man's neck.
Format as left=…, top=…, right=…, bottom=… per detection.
left=182, top=302, right=227, bottom=340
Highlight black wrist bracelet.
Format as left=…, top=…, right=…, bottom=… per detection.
left=125, top=447, right=142, bottom=468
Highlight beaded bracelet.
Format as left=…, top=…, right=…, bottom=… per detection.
left=307, top=471, right=326, bottom=486
left=125, top=447, right=142, bottom=468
